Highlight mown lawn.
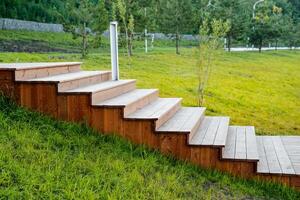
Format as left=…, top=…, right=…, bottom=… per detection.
left=0, top=95, right=299, bottom=199
left=0, top=49, right=299, bottom=135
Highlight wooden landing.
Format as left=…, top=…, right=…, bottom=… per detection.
left=257, top=136, right=300, bottom=175
left=0, top=62, right=299, bottom=191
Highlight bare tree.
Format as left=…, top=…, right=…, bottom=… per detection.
left=197, top=19, right=230, bottom=106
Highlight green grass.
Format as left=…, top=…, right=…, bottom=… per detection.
left=0, top=30, right=198, bottom=53
left=0, top=31, right=299, bottom=198
left=0, top=30, right=82, bottom=52
left=0, top=49, right=299, bottom=135
left=0, top=95, right=299, bottom=199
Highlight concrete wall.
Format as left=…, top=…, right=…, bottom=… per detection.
left=0, top=18, right=64, bottom=32
left=0, top=18, right=198, bottom=40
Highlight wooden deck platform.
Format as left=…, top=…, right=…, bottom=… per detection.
left=0, top=62, right=299, bottom=191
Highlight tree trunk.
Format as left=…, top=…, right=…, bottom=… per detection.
left=275, top=39, right=278, bottom=51
left=227, top=36, right=231, bottom=52
left=128, top=32, right=133, bottom=56
left=175, top=31, right=180, bottom=55
left=82, top=22, right=87, bottom=58
left=258, top=39, right=262, bottom=53
left=124, top=28, right=131, bottom=57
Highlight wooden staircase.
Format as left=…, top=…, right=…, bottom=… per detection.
left=1, top=62, right=299, bottom=190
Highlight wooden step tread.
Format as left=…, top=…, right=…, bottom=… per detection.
left=189, top=116, right=229, bottom=147
left=222, top=126, right=259, bottom=161
left=95, top=89, right=158, bottom=107
left=126, top=98, right=181, bottom=120
left=21, top=71, right=110, bottom=83
left=0, top=62, right=82, bottom=70
left=64, top=80, right=136, bottom=93
left=257, top=136, right=299, bottom=175
left=157, top=107, right=205, bottom=134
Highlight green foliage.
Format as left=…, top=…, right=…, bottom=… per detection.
left=0, top=0, right=68, bottom=23
left=0, top=95, right=299, bottom=199
left=157, top=0, right=193, bottom=54
left=0, top=0, right=299, bottom=54
left=91, top=1, right=109, bottom=49
left=197, top=18, right=230, bottom=105
left=212, top=0, right=252, bottom=51
left=249, top=0, right=295, bottom=52
left=115, top=0, right=138, bottom=56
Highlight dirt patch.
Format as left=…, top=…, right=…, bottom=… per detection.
left=0, top=39, right=80, bottom=53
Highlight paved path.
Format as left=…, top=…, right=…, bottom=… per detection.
left=226, top=47, right=300, bottom=52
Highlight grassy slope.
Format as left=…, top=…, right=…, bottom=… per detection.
left=0, top=30, right=82, bottom=52
left=0, top=30, right=198, bottom=53
left=0, top=96, right=299, bottom=199
left=0, top=49, right=299, bottom=135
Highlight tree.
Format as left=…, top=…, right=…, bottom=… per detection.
left=197, top=18, right=230, bottom=106
left=64, top=0, right=109, bottom=58
left=249, top=0, right=294, bottom=52
left=213, top=0, right=252, bottom=51
left=249, top=1, right=280, bottom=52
left=91, top=0, right=109, bottom=50
left=158, top=0, right=193, bottom=54
left=116, top=0, right=136, bottom=56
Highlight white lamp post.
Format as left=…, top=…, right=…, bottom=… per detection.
left=253, top=0, right=264, bottom=19
left=110, top=21, right=119, bottom=81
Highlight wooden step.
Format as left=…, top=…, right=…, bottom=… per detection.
left=189, top=116, right=229, bottom=147
left=94, top=89, right=159, bottom=116
left=157, top=107, right=206, bottom=135
left=19, top=71, right=112, bottom=92
left=257, top=136, right=299, bottom=175
left=126, top=98, right=182, bottom=129
left=64, top=80, right=136, bottom=104
left=222, top=126, right=259, bottom=162
left=0, top=62, right=82, bottom=80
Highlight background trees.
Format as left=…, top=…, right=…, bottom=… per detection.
left=157, top=0, right=193, bottom=54
left=0, top=0, right=299, bottom=54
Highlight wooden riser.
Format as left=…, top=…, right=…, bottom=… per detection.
left=15, top=64, right=81, bottom=81
left=0, top=71, right=15, bottom=99
left=0, top=69, right=299, bottom=191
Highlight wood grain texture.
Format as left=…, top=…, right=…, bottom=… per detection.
left=1, top=64, right=300, bottom=191
left=0, top=71, right=15, bottom=99
left=16, top=83, right=58, bottom=117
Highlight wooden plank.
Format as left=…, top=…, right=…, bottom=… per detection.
left=24, top=71, right=105, bottom=82
left=96, top=89, right=158, bottom=107
left=155, top=100, right=181, bottom=128
left=222, top=126, right=236, bottom=159
left=157, top=107, right=205, bottom=133
left=91, top=81, right=136, bottom=104
left=235, top=126, right=246, bottom=159
left=15, top=65, right=81, bottom=80
left=281, top=136, right=300, bottom=175
left=263, top=136, right=282, bottom=174
left=180, top=107, right=205, bottom=132
left=158, top=108, right=191, bottom=131
left=126, top=98, right=181, bottom=119
left=65, top=79, right=134, bottom=93
left=149, top=99, right=181, bottom=119
left=245, top=126, right=259, bottom=160
left=213, top=117, right=230, bottom=146
left=201, top=117, right=220, bottom=145
left=272, top=136, right=295, bottom=175
left=256, top=136, right=269, bottom=173
left=58, top=72, right=112, bottom=92
left=189, top=117, right=213, bottom=145
left=0, top=62, right=82, bottom=70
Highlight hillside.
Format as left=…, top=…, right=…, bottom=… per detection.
left=0, top=95, right=299, bottom=199
left=0, top=50, right=299, bottom=136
